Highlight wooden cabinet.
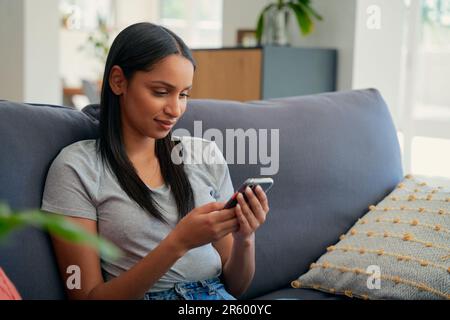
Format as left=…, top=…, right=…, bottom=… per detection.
left=190, top=46, right=337, bottom=101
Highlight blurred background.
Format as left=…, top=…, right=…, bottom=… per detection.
left=0, top=0, right=449, bottom=181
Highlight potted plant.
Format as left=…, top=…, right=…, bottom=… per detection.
left=78, top=15, right=111, bottom=97
left=79, top=15, right=111, bottom=70
left=256, top=0, right=323, bottom=46
left=0, top=202, right=121, bottom=300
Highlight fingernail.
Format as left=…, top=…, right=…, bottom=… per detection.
left=246, top=186, right=251, bottom=193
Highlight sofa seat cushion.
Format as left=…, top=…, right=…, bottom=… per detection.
left=253, top=287, right=345, bottom=300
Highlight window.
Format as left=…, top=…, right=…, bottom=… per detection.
left=421, top=0, right=450, bottom=49
left=159, top=0, right=223, bottom=48
left=416, top=0, right=450, bottom=114
left=401, top=0, right=450, bottom=180
left=412, top=136, right=450, bottom=177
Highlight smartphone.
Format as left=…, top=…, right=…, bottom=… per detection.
left=223, top=177, right=274, bottom=209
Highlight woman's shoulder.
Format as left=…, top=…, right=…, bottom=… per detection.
left=52, top=139, right=100, bottom=172
left=60, top=138, right=97, bottom=153
left=42, top=139, right=100, bottom=221
left=172, top=135, right=226, bottom=166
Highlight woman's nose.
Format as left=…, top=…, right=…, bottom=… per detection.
left=164, top=96, right=183, bottom=118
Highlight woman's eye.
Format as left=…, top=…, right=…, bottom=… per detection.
left=152, top=90, right=189, bottom=98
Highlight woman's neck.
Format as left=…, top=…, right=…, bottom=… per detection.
left=122, top=129, right=157, bottom=166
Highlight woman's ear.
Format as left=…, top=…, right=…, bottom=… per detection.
left=109, top=65, right=127, bottom=95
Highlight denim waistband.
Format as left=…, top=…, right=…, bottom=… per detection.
left=174, top=277, right=222, bottom=290
left=145, top=277, right=224, bottom=299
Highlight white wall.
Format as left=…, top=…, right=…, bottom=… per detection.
left=0, top=0, right=24, bottom=101
left=24, top=0, right=60, bottom=104
left=288, top=0, right=358, bottom=91
left=0, top=0, right=60, bottom=104
left=222, top=0, right=272, bottom=47
left=352, top=0, right=408, bottom=125
left=115, top=0, right=159, bottom=30
left=222, top=0, right=358, bottom=91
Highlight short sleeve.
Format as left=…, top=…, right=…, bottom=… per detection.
left=41, top=148, right=98, bottom=221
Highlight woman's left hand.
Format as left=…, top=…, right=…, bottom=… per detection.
left=232, top=185, right=270, bottom=243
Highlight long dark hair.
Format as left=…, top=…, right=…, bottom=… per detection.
left=96, top=22, right=195, bottom=224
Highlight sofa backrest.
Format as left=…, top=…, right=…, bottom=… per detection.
left=0, top=89, right=403, bottom=299
left=0, top=101, right=98, bottom=299
left=173, top=89, right=403, bottom=299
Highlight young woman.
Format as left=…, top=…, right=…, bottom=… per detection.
left=41, top=22, right=269, bottom=300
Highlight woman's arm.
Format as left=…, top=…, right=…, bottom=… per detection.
left=214, top=185, right=269, bottom=298
left=51, top=216, right=187, bottom=300
left=214, top=234, right=255, bottom=297
left=51, top=201, right=236, bottom=300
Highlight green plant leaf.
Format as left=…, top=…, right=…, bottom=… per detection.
left=44, top=215, right=121, bottom=260
left=288, top=2, right=313, bottom=35
left=0, top=202, right=11, bottom=215
left=0, top=214, right=24, bottom=238
left=0, top=203, right=122, bottom=260
left=256, top=3, right=276, bottom=43
left=296, top=0, right=323, bottom=20
left=296, top=0, right=312, bottom=6
left=256, top=14, right=264, bottom=43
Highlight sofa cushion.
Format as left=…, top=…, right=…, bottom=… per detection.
left=253, top=287, right=345, bottom=300
left=292, top=175, right=450, bottom=300
left=0, top=100, right=98, bottom=299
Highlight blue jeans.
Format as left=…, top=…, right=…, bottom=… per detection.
left=144, top=277, right=237, bottom=300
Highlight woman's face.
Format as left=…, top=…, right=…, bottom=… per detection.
left=114, top=54, right=194, bottom=140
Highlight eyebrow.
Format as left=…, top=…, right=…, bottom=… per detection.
left=150, top=80, right=192, bottom=91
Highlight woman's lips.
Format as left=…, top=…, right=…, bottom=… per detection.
left=154, top=119, right=175, bottom=130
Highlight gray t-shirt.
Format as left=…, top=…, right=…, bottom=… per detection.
left=40, top=136, right=234, bottom=292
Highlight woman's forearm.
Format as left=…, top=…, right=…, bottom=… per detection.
left=87, top=232, right=187, bottom=300
left=222, top=234, right=255, bottom=297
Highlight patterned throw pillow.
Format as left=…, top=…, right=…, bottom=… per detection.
left=291, top=175, right=450, bottom=300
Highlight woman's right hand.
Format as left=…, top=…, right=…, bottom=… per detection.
left=171, top=201, right=238, bottom=252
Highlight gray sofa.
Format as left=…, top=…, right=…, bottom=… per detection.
left=0, top=89, right=403, bottom=299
